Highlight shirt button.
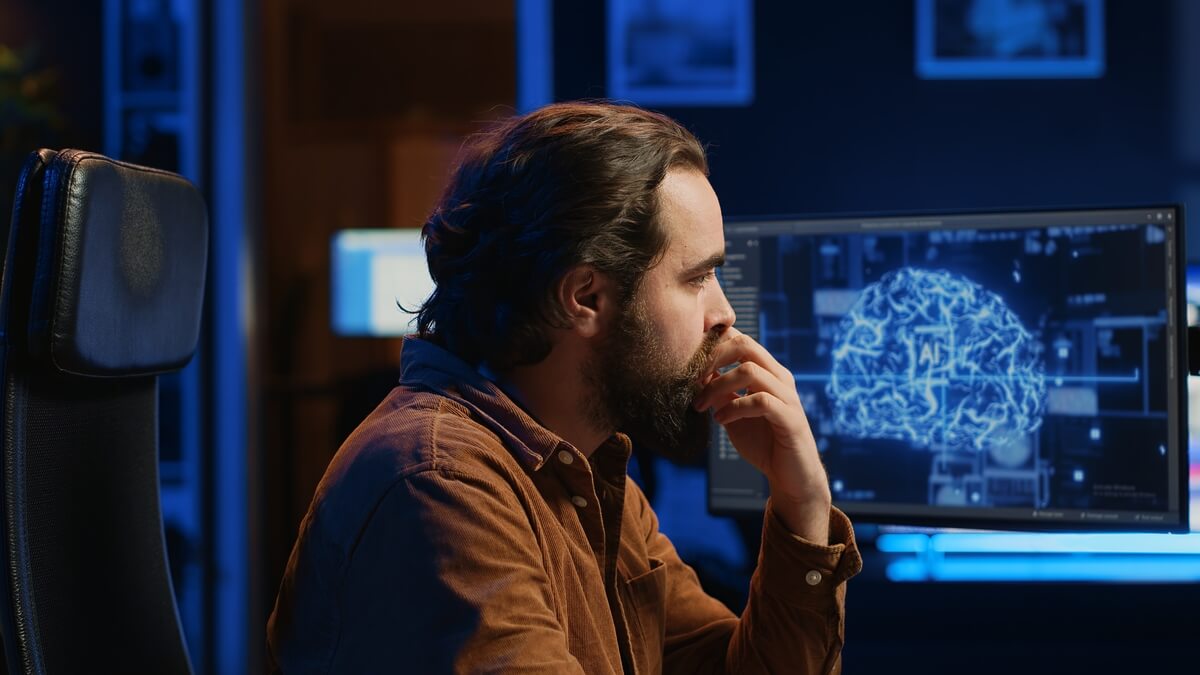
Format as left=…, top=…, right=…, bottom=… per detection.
left=557, top=450, right=574, bottom=465
left=805, top=570, right=823, bottom=586
left=571, top=495, right=588, bottom=508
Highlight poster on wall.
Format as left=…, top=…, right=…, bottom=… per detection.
left=607, top=0, right=754, bottom=106
left=916, top=0, right=1105, bottom=79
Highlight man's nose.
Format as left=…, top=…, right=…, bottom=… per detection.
left=708, top=284, right=736, bottom=334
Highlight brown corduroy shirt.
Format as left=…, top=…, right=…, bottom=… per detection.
left=267, top=338, right=862, bottom=674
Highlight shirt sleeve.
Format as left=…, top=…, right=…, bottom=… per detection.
left=653, top=496, right=863, bottom=675
left=327, top=467, right=590, bottom=674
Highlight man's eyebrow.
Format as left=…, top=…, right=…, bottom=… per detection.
left=681, top=253, right=726, bottom=277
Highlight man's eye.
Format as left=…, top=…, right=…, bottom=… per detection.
left=690, top=271, right=715, bottom=286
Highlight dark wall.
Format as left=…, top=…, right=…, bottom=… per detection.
left=844, top=581, right=1199, bottom=673
left=555, top=2, right=1175, bottom=218
left=0, top=0, right=104, bottom=217
left=0, top=0, right=104, bottom=152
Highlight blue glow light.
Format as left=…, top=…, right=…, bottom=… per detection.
left=827, top=268, right=1045, bottom=453
left=879, top=532, right=1200, bottom=582
left=930, top=533, right=1200, bottom=554
left=516, top=0, right=553, bottom=112
left=886, top=556, right=1200, bottom=583
left=875, top=533, right=934, bottom=554
left=878, top=532, right=1200, bottom=555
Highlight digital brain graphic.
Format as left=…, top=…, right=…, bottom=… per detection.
left=826, top=268, right=1045, bottom=452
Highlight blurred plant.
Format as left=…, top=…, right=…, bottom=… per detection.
left=0, top=41, right=64, bottom=217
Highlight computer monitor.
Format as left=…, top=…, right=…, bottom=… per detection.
left=330, top=229, right=434, bottom=336
left=708, top=206, right=1189, bottom=533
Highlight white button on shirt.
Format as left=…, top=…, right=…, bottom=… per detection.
left=571, top=496, right=588, bottom=508
left=805, top=570, right=823, bottom=586
left=557, top=450, right=574, bottom=465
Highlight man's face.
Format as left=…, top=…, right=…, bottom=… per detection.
left=584, top=169, right=735, bottom=460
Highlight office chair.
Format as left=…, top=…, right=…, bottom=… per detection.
left=0, top=149, right=207, bottom=674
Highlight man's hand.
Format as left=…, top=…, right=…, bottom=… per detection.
left=694, top=327, right=832, bottom=543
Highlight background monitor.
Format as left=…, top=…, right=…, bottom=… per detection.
left=708, top=206, right=1189, bottom=532
left=330, top=229, right=434, bottom=336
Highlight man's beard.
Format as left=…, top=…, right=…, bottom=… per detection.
left=583, top=297, right=722, bottom=463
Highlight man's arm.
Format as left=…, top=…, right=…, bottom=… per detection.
left=660, top=326, right=863, bottom=673
left=636, top=485, right=860, bottom=675
left=694, top=327, right=836, bottom=542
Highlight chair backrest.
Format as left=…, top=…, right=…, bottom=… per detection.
left=0, top=149, right=207, bottom=674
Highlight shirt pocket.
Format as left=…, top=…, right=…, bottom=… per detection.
left=620, top=556, right=667, bottom=674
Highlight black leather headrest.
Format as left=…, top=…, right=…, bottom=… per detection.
left=28, top=150, right=208, bottom=377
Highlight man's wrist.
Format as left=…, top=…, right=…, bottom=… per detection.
left=767, top=487, right=832, bottom=544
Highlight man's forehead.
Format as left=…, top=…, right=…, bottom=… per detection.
left=656, top=169, right=725, bottom=265
left=661, top=227, right=725, bottom=275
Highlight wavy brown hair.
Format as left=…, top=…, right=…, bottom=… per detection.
left=415, top=102, right=708, bottom=370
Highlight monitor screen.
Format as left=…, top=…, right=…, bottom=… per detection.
left=330, top=229, right=434, bottom=337
left=708, top=206, right=1189, bottom=532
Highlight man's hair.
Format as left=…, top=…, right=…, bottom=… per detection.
left=415, top=101, right=709, bottom=370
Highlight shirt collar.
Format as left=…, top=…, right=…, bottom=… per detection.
left=397, top=337, right=573, bottom=472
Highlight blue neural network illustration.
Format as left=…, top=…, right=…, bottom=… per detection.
left=827, top=268, right=1046, bottom=453
left=738, top=224, right=1170, bottom=513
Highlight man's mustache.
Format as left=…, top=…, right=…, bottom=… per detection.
left=687, top=329, right=724, bottom=389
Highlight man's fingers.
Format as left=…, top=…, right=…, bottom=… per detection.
left=695, top=360, right=791, bottom=411
left=712, top=391, right=781, bottom=425
left=708, top=328, right=793, bottom=384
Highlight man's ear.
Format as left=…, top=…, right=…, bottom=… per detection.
left=558, top=265, right=617, bottom=338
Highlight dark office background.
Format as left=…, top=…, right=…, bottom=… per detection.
left=1, top=1, right=1198, bottom=673
left=556, top=2, right=1184, bottom=227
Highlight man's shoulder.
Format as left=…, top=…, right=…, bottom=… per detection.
left=293, top=384, right=529, bottom=558
left=332, top=384, right=517, bottom=488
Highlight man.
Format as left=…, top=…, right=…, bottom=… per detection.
left=268, top=102, right=861, bottom=674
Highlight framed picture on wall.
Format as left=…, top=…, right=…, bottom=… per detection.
left=916, top=0, right=1105, bottom=79
left=607, top=0, right=754, bottom=106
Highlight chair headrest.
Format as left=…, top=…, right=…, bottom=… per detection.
left=29, top=150, right=208, bottom=377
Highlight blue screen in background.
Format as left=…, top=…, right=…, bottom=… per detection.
left=711, top=207, right=1187, bottom=533
left=684, top=207, right=1200, bottom=583
left=330, top=229, right=433, bottom=337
